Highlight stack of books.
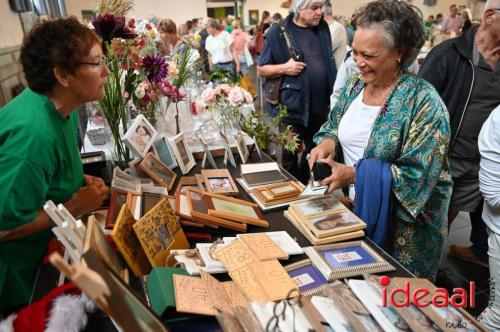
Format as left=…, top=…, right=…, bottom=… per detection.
left=284, top=196, right=366, bottom=245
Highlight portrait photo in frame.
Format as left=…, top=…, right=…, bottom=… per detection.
left=168, top=132, right=196, bottom=175
left=152, top=134, right=178, bottom=169
left=122, top=114, right=158, bottom=158
left=235, top=132, right=249, bottom=164
left=304, top=241, right=396, bottom=281
left=305, top=211, right=366, bottom=239
left=201, top=169, right=239, bottom=196
left=291, top=196, right=346, bottom=219
left=139, top=152, right=177, bottom=191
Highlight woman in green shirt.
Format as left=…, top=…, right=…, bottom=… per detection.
left=0, top=18, right=109, bottom=312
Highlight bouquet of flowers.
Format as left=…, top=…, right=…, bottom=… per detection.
left=196, top=84, right=253, bottom=138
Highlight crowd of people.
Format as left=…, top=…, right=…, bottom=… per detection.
left=0, top=0, right=499, bottom=329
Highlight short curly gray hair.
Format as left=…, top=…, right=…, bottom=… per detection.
left=290, top=0, right=325, bottom=14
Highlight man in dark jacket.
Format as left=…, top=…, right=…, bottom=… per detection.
left=257, top=0, right=336, bottom=184
left=419, top=1, right=500, bottom=268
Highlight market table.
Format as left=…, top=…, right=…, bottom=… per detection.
left=32, top=148, right=413, bottom=331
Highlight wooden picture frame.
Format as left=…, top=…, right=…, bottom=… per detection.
left=141, top=192, right=164, bottom=215
left=168, top=132, right=196, bottom=175
left=235, top=132, right=249, bottom=164
left=83, top=216, right=128, bottom=283
left=195, top=174, right=207, bottom=192
left=253, top=181, right=302, bottom=203
left=122, top=114, right=158, bottom=158
left=304, top=240, right=396, bottom=281
left=185, top=189, right=246, bottom=232
left=201, top=169, right=239, bottom=196
left=304, top=210, right=366, bottom=239
left=175, top=176, right=202, bottom=196
left=203, top=192, right=268, bottom=228
left=106, top=188, right=129, bottom=229
left=139, top=152, right=177, bottom=191
left=153, top=134, right=178, bottom=169
left=126, top=192, right=142, bottom=219
left=80, top=249, right=168, bottom=331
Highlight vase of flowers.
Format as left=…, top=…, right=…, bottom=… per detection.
left=197, top=84, right=253, bottom=142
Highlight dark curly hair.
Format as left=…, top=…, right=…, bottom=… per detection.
left=354, top=0, right=425, bottom=70
left=21, top=17, right=99, bottom=94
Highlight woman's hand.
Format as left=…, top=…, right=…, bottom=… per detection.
left=308, top=139, right=336, bottom=170
left=72, top=176, right=108, bottom=216
left=318, top=159, right=356, bottom=194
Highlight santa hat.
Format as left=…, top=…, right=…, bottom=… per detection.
left=0, top=283, right=96, bottom=332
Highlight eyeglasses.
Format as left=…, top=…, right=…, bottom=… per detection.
left=78, top=56, right=107, bottom=68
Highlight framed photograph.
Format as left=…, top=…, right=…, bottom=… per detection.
left=201, top=169, right=239, bottom=196
left=122, top=114, right=158, bottom=158
left=204, top=192, right=268, bottom=228
left=168, top=132, right=196, bottom=175
left=139, top=152, right=177, bottom=191
left=249, top=9, right=259, bottom=25
left=235, top=132, right=249, bottom=164
left=291, top=196, right=346, bottom=218
left=185, top=189, right=246, bottom=232
left=422, top=303, right=487, bottom=332
left=305, top=210, right=366, bottom=239
left=348, top=279, right=413, bottom=332
left=304, top=241, right=396, bottom=280
left=199, top=138, right=217, bottom=169
left=175, top=176, right=202, bottom=196
left=389, top=303, right=442, bottom=332
left=152, top=134, right=178, bottom=169
left=106, top=189, right=129, bottom=229
left=321, top=286, right=384, bottom=331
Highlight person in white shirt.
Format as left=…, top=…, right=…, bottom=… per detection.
left=478, top=104, right=500, bottom=330
left=205, top=18, right=239, bottom=79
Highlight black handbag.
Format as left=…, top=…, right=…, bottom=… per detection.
left=263, top=23, right=300, bottom=107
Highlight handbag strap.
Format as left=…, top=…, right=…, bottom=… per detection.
left=279, top=23, right=300, bottom=61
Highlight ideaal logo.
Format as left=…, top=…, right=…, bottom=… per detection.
left=378, top=276, right=476, bottom=308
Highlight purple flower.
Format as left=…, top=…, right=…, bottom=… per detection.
left=92, top=14, right=136, bottom=42
left=142, top=55, right=168, bottom=83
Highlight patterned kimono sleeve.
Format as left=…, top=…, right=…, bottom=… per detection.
left=391, top=91, right=451, bottom=220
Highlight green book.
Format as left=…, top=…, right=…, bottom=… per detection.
left=146, top=267, right=189, bottom=316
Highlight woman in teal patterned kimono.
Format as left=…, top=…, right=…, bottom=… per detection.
left=309, top=0, right=452, bottom=280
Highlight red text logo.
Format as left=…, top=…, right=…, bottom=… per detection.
left=379, top=276, right=475, bottom=308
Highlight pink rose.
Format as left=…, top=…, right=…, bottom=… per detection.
left=217, top=84, right=231, bottom=96
left=195, top=100, right=206, bottom=113
left=201, top=87, right=216, bottom=105
left=243, top=90, right=253, bottom=104
left=228, top=87, right=244, bottom=107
